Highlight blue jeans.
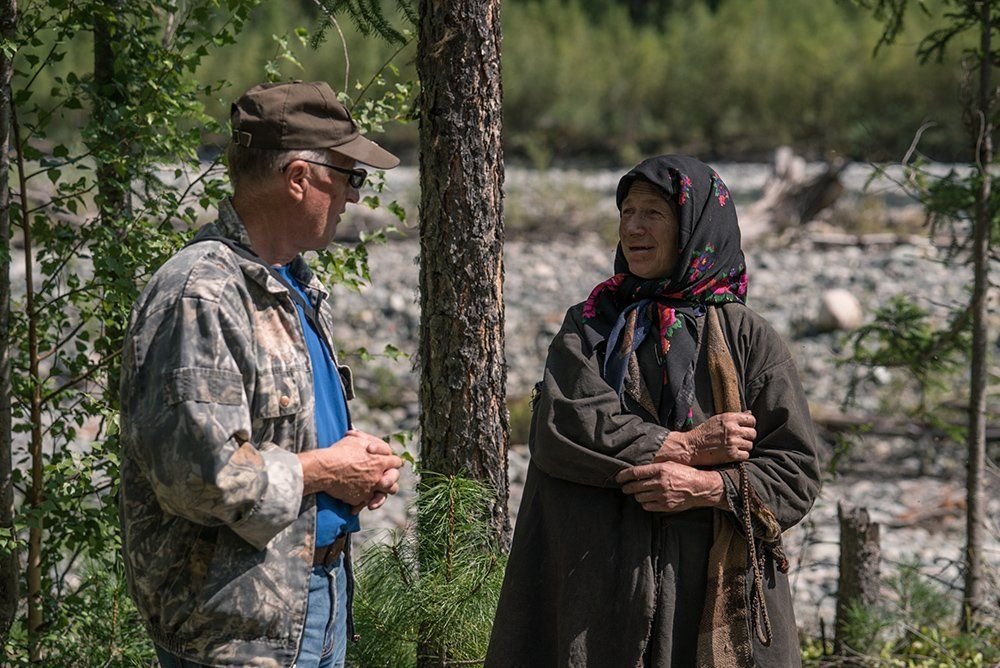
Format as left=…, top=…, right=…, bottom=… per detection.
left=296, top=555, right=349, bottom=668
left=154, top=556, right=348, bottom=668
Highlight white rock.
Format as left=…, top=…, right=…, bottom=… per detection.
left=816, top=288, right=864, bottom=331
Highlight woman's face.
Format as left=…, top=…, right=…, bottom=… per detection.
left=619, top=181, right=680, bottom=279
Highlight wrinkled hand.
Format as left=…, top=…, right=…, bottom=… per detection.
left=656, top=411, right=756, bottom=467
left=352, top=463, right=401, bottom=514
left=299, top=430, right=402, bottom=506
left=615, top=461, right=725, bottom=513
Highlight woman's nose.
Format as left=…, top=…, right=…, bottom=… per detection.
left=621, top=216, right=644, bottom=236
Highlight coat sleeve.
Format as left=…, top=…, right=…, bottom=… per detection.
left=738, top=317, right=822, bottom=531
left=529, top=308, right=670, bottom=488
left=122, top=275, right=304, bottom=551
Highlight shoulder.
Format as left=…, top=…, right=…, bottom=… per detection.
left=564, top=301, right=587, bottom=327
left=141, top=241, right=245, bottom=309
left=542, top=301, right=609, bottom=367
left=558, top=301, right=598, bottom=344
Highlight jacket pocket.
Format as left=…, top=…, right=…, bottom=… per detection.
left=252, top=368, right=302, bottom=418
left=165, top=367, right=245, bottom=406
left=251, top=368, right=305, bottom=451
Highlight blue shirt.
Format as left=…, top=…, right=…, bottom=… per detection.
left=276, top=265, right=359, bottom=546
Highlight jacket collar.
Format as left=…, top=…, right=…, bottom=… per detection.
left=194, top=198, right=330, bottom=302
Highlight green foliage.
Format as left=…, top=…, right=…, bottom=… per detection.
left=804, top=561, right=1000, bottom=666
left=848, top=295, right=970, bottom=407
left=851, top=0, right=998, bottom=633
left=3, top=561, right=153, bottom=667
left=349, top=474, right=507, bottom=667
left=501, top=0, right=970, bottom=162
left=313, top=0, right=415, bottom=46
left=5, top=0, right=265, bottom=659
left=4, top=0, right=414, bottom=661
left=841, top=599, right=895, bottom=657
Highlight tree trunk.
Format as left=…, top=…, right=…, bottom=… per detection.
left=834, top=503, right=880, bottom=660
left=11, top=93, right=44, bottom=666
left=0, top=0, right=18, bottom=646
left=416, top=0, right=508, bottom=539
left=93, top=0, right=130, bottom=403
left=416, top=1, right=507, bottom=664
left=94, top=2, right=131, bottom=225
left=960, top=0, right=992, bottom=630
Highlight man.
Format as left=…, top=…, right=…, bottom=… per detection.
left=119, top=81, right=404, bottom=668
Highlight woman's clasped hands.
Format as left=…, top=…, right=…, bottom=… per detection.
left=614, top=411, right=756, bottom=513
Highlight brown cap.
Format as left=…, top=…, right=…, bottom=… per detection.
left=230, top=81, right=400, bottom=169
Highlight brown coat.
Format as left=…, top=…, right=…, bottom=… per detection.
left=486, top=302, right=821, bottom=667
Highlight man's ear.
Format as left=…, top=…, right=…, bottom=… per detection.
left=283, top=160, right=309, bottom=201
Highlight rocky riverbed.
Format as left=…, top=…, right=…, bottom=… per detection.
left=334, top=217, right=1000, bottom=633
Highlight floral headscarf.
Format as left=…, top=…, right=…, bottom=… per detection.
left=583, top=155, right=747, bottom=429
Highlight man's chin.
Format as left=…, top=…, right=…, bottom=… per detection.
left=323, top=220, right=341, bottom=245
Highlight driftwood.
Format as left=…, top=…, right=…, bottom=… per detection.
left=835, top=504, right=881, bottom=661
left=741, top=147, right=847, bottom=241
left=812, top=408, right=1000, bottom=443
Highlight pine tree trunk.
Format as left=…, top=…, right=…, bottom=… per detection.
left=961, top=0, right=992, bottom=630
left=0, top=0, right=18, bottom=646
left=416, top=0, right=508, bottom=539
left=834, top=503, right=880, bottom=659
left=416, top=1, right=507, bottom=664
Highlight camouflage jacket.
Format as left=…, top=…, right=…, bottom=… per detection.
left=119, top=199, right=356, bottom=667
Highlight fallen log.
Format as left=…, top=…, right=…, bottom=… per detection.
left=811, top=408, right=1000, bottom=443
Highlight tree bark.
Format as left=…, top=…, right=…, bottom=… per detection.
left=834, top=503, right=881, bottom=660
left=11, top=89, right=44, bottom=666
left=416, top=0, right=508, bottom=538
left=93, top=0, right=130, bottom=404
left=0, top=0, right=18, bottom=646
left=960, top=0, right=992, bottom=631
left=94, top=1, right=131, bottom=225
left=416, top=1, right=507, bottom=663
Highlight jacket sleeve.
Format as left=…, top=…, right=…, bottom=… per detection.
left=740, top=325, right=822, bottom=531
left=122, top=279, right=304, bottom=550
left=529, top=308, right=670, bottom=488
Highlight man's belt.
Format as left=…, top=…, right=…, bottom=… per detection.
left=313, top=535, right=347, bottom=567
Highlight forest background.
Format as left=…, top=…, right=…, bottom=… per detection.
left=27, top=0, right=974, bottom=166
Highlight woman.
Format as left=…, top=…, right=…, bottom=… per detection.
left=486, top=155, right=821, bottom=667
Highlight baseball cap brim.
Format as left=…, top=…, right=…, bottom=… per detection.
left=332, top=134, right=400, bottom=169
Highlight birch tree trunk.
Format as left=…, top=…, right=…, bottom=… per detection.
left=0, top=0, right=18, bottom=645
left=93, top=0, right=130, bottom=402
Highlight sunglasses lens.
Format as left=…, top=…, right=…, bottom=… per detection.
left=351, top=169, right=367, bottom=189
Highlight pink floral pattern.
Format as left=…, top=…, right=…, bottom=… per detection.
left=711, top=171, right=730, bottom=208
left=676, top=173, right=694, bottom=206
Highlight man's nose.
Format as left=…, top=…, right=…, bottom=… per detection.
left=346, top=185, right=361, bottom=204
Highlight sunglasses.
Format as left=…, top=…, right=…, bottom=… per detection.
left=282, top=159, right=367, bottom=189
